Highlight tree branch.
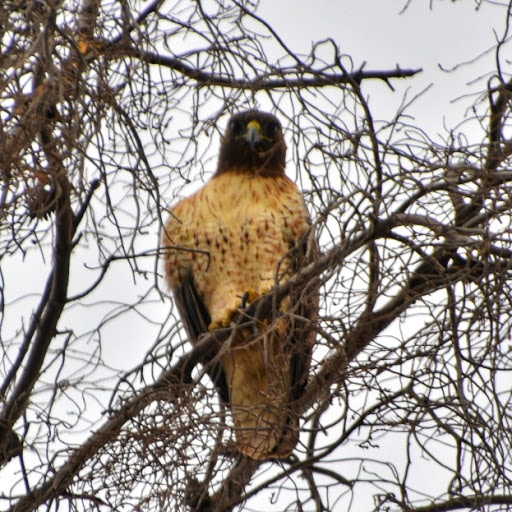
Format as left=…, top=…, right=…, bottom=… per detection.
left=7, top=330, right=225, bottom=512
left=396, top=493, right=512, bottom=512
left=119, top=47, right=422, bottom=89
left=0, top=143, right=74, bottom=467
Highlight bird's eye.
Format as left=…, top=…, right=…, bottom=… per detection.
left=230, top=119, right=244, bottom=136
left=266, top=122, right=279, bottom=138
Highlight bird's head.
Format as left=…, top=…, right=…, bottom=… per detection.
left=215, top=110, right=286, bottom=177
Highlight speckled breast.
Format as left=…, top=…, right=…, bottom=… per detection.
left=163, top=173, right=311, bottom=326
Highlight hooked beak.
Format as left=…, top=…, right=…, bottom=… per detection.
left=245, top=120, right=262, bottom=150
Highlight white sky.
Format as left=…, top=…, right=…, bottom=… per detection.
left=260, top=0, right=505, bottom=135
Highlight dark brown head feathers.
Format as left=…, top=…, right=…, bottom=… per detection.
left=215, top=110, right=286, bottom=177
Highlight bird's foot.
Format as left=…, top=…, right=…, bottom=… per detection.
left=209, top=310, right=237, bottom=329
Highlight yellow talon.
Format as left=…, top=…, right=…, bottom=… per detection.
left=209, top=308, right=237, bottom=330
left=208, top=289, right=264, bottom=330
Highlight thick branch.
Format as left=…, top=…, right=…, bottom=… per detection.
left=0, top=155, right=73, bottom=466
left=456, top=77, right=512, bottom=225
left=106, top=46, right=421, bottom=90
left=187, top=457, right=260, bottom=512
left=400, top=493, right=512, bottom=512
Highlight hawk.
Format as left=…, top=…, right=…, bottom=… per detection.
left=162, top=110, right=318, bottom=459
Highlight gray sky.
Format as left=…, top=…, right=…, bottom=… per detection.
left=260, top=0, right=505, bottom=134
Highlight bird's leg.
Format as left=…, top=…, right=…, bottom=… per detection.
left=238, top=291, right=260, bottom=334
left=241, top=291, right=250, bottom=310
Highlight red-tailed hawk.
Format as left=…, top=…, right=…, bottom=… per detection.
left=162, top=110, right=318, bottom=459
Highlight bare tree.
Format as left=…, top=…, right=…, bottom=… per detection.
left=1, top=1, right=511, bottom=511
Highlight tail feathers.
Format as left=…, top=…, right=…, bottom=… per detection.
left=223, top=331, right=301, bottom=459
left=231, top=402, right=299, bottom=459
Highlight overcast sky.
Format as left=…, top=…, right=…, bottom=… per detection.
left=259, top=0, right=506, bottom=135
